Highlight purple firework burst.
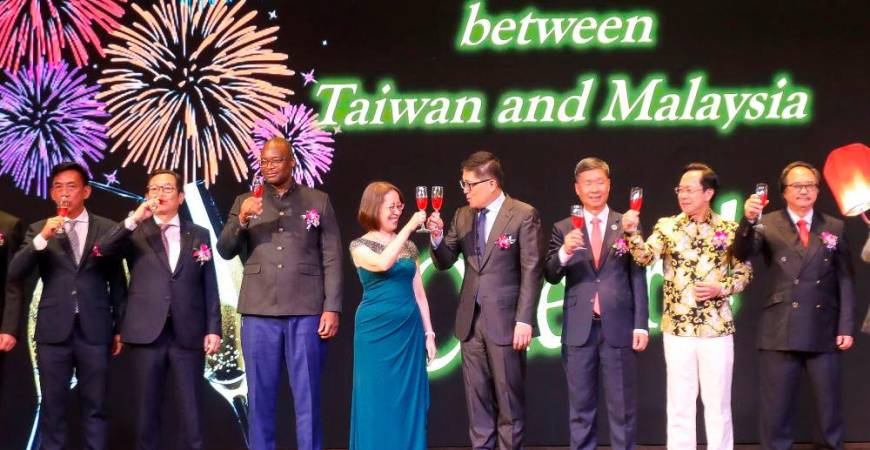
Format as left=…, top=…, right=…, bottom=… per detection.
left=249, top=103, right=335, bottom=187
left=0, top=61, right=107, bottom=197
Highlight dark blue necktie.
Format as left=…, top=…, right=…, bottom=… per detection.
left=476, top=207, right=488, bottom=265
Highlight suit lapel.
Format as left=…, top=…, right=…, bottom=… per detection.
left=773, top=210, right=803, bottom=278
left=481, top=197, right=514, bottom=269
left=174, top=221, right=193, bottom=277
left=594, top=210, right=620, bottom=270
left=76, top=218, right=99, bottom=271
left=144, top=220, right=173, bottom=274
left=799, top=214, right=824, bottom=275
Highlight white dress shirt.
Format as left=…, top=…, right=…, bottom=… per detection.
left=558, top=205, right=609, bottom=265
left=787, top=208, right=814, bottom=231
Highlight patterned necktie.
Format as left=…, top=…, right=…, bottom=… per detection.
left=67, top=219, right=81, bottom=265
left=797, top=219, right=809, bottom=248
left=590, top=217, right=602, bottom=316
left=160, top=223, right=174, bottom=268
left=476, top=208, right=488, bottom=264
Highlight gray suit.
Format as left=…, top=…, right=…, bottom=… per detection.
left=432, top=195, right=544, bottom=450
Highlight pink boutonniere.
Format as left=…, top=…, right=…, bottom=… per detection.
left=301, top=208, right=320, bottom=230
left=193, top=244, right=212, bottom=265
left=496, top=234, right=516, bottom=250
left=711, top=230, right=729, bottom=251
left=0, top=232, right=5, bottom=247
left=612, top=238, right=629, bottom=257
left=91, top=244, right=102, bottom=257
left=820, top=231, right=838, bottom=250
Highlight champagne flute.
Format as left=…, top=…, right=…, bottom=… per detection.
left=55, top=197, right=70, bottom=235
left=415, top=186, right=429, bottom=233
left=431, top=186, right=444, bottom=212
left=754, top=183, right=768, bottom=230
left=250, top=175, right=264, bottom=221
left=630, top=187, right=643, bottom=211
left=570, top=204, right=586, bottom=250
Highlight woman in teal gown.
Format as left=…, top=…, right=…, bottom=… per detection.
left=349, top=181, right=437, bottom=450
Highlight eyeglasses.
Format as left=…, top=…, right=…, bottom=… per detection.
left=385, top=203, right=405, bottom=212
left=147, top=184, right=177, bottom=194
left=459, top=179, right=492, bottom=191
left=785, top=182, right=818, bottom=193
left=674, top=186, right=705, bottom=195
left=260, top=157, right=287, bottom=168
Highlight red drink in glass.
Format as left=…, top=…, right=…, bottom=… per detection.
left=56, top=206, right=69, bottom=217
left=416, top=196, right=428, bottom=211
left=571, top=204, right=585, bottom=229
left=630, top=187, right=643, bottom=211
left=431, top=186, right=444, bottom=211
left=252, top=185, right=263, bottom=198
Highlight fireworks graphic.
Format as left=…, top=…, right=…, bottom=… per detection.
left=250, top=103, right=335, bottom=187
left=0, top=0, right=127, bottom=72
left=0, top=61, right=107, bottom=197
left=98, top=0, right=293, bottom=186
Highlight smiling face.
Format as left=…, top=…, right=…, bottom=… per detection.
left=574, top=168, right=610, bottom=213
left=260, top=139, right=296, bottom=187
left=677, top=170, right=714, bottom=218
left=782, top=166, right=819, bottom=213
left=377, top=189, right=404, bottom=233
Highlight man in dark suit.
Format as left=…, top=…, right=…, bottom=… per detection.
left=7, top=162, right=126, bottom=450
left=97, top=170, right=221, bottom=450
left=217, top=137, right=343, bottom=450
left=427, top=151, right=544, bottom=450
left=734, top=161, right=856, bottom=450
left=544, top=158, right=649, bottom=450
left=0, top=209, right=26, bottom=392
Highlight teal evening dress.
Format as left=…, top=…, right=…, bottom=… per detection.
left=349, top=238, right=429, bottom=450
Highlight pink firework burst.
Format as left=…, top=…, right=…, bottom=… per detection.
left=250, top=104, right=335, bottom=187
left=0, top=0, right=127, bottom=72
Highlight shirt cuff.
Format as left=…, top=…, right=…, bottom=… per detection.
left=431, top=235, right=443, bottom=249
left=33, top=234, right=48, bottom=251
left=124, top=217, right=139, bottom=231
left=558, top=247, right=571, bottom=266
left=516, top=321, right=531, bottom=328
left=633, top=329, right=648, bottom=335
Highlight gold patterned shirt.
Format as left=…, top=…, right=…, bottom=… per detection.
left=626, top=211, right=752, bottom=337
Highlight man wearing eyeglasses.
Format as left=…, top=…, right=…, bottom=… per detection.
left=733, top=161, right=855, bottom=450
left=96, top=170, right=221, bottom=450
left=621, top=162, right=752, bottom=450
left=217, top=137, right=343, bottom=450
left=426, top=151, right=544, bottom=450
left=7, top=162, right=127, bottom=450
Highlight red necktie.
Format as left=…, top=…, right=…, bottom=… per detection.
left=797, top=219, right=809, bottom=248
left=591, top=218, right=602, bottom=315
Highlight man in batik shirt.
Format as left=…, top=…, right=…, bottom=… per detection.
left=622, top=163, right=751, bottom=450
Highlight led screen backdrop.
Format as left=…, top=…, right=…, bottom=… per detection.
left=0, top=1, right=869, bottom=448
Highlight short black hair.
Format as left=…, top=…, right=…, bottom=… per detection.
left=779, top=161, right=821, bottom=193
left=148, top=169, right=184, bottom=191
left=461, top=151, right=504, bottom=187
left=50, top=162, right=90, bottom=186
left=682, top=162, right=718, bottom=201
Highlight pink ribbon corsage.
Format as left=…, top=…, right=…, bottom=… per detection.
left=612, top=238, right=629, bottom=257
left=0, top=232, right=5, bottom=247
left=91, top=244, right=102, bottom=257
left=820, top=231, right=838, bottom=250
left=496, top=234, right=516, bottom=250
left=193, top=244, right=212, bottom=265
left=711, top=230, right=729, bottom=251
left=302, top=208, right=320, bottom=230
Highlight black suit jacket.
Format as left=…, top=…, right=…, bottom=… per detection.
left=0, top=210, right=25, bottom=335
left=733, top=209, right=856, bottom=352
left=8, top=213, right=127, bottom=345
left=97, top=219, right=221, bottom=349
left=544, top=212, right=649, bottom=347
left=432, top=195, right=545, bottom=345
left=217, top=183, right=343, bottom=316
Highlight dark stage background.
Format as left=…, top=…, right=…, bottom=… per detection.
left=1, top=1, right=869, bottom=448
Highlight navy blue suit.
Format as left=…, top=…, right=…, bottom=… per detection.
left=733, top=210, right=856, bottom=450
left=544, top=211, right=648, bottom=450
left=97, top=218, right=221, bottom=450
left=8, top=213, right=126, bottom=450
